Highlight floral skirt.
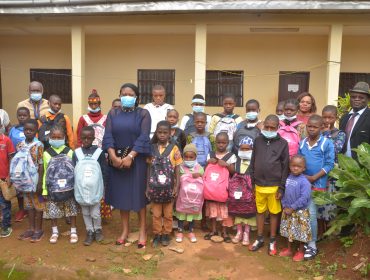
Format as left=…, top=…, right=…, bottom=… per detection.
left=44, top=197, right=79, bottom=219
left=280, top=209, right=312, bottom=243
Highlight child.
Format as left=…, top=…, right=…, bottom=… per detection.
left=147, top=121, right=182, bottom=248
left=229, top=136, right=256, bottom=246
left=299, top=114, right=335, bottom=260
left=144, top=85, right=174, bottom=139
left=279, top=155, right=312, bottom=262
left=42, top=125, right=79, bottom=244
left=318, top=105, right=346, bottom=235
left=249, top=115, right=289, bottom=255
left=174, top=144, right=204, bottom=243
left=9, top=106, right=30, bottom=222
left=38, top=95, right=75, bottom=149
left=278, top=99, right=306, bottom=157
left=233, top=99, right=263, bottom=152
left=180, top=94, right=212, bottom=136
left=204, top=132, right=236, bottom=242
left=167, top=109, right=186, bottom=153
left=111, top=98, right=122, bottom=110
left=14, top=119, right=45, bottom=242
left=209, top=93, right=243, bottom=151
left=276, top=101, right=285, bottom=121
left=73, top=126, right=107, bottom=246
left=0, top=117, right=16, bottom=237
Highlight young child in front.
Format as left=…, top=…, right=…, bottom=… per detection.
left=204, top=132, right=236, bottom=243
left=42, top=125, right=79, bottom=244
left=148, top=121, right=182, bottom=248
left=174, top=143, right=204, bottom=243
left=72, top=126, right=107, bottom=246
left=0, top=117, right=16, bottom=237
left=299, top=114, right=334, bottom=260
left=230, top=136, right=256, bottom=246
left=8, top=106, right=30, bottom=222
left=167, top=109, right=186, bottom=153
left=249, top=115, right=289, bottom=255
left=279, top=155, right=312, bottom=262
left=16, top=119, right=45, bottom=242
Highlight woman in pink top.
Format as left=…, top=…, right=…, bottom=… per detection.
left=296, top=92, right=317, bottom=124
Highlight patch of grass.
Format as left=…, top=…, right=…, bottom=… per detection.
left=76, top=268, right=91, bottom=278
left=340, top=236, right=354, bottom=248
left=198, top=254, right=219, bottom=261
left=108, top=265, right=124, bottom=273
left=0, top=260, right=31, bottom=280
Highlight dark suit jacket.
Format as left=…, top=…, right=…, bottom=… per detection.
left=339, top=107, right=370, bottom=160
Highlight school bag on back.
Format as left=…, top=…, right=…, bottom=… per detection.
left=203, top=152, right=232, bottom=202
left=74, top=147, right=104, bottom=206
left=233, top=123, right=260, bottom=152
left=45, top=147, right=75, bottom=202
left=147, top=143, right=175, bottom=203
left=82, top=114, right=107, bottom=148
left=213, top=114, right=238, bottom=141
left=176, top=164, right=204, bottom=214
left=278, top=120, right=302, bottom=156
left=10, top=142, right=39, bottom=193
left=190, top=132, right=212, bottom=167
left=39, top=114, right=66, bottom=149
left=228, top=159, right=256, bottom=217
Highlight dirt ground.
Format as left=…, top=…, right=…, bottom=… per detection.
left=0, top=205, right=368, bottom=280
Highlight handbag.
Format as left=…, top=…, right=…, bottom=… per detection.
left=0, top=180, right=17, bottom=201
left=108, top=147, right=132, bottom=168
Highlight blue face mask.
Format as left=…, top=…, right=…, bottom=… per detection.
left=246, top=111, right=258, bottom=121
left=49, top=138, right=65, bottom=148
left=193, top=105, right=205, bottom=113
left=88, top=106, right=101, bottom=113
left=48, top=108, right=60, bottom=115
left=121, top=96, right=136, bottom=108
left=261, top=130, right=278, bottom=139
left=184, top=160, right=197, bottom=168
left=30, top=92, right=42, bottom=102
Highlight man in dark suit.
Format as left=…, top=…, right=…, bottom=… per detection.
left=339, top=81, right=370, bottom=160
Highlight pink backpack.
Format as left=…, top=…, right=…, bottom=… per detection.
left=278, top=120, right=302, bottom=156
left=203, top=153, right=232, bottom=202
left=82, top=115, right=107, bottom=148
left=176, top=164, right=204, bottom=214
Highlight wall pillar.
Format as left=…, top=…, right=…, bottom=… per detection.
left=71, top=26, right=85, bottom=127
left=194, top=24, right=207, bottom=97
left=326, top=24, right=343, bottom=106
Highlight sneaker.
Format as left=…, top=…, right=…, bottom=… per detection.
left=161, top=234, right=170, bottom=246
left=95, top=229, right=104, bottom=242
left=84, top=230, right=95, bottom=246
left=249, top=239, right=264, bottom=251
left=241, top=232, right=250, bottom=246
left=175, top=232, right=183, bottom=243
left=268, top=241, right=277, bottom=256
left=30, top=231, right=44, bottom=243
left=279, top=248, right=293, bottom=257
left=15, top=210, right=27, bottom=222
left=232, top=231, right=242, bottom=244
left=152, top=234, right=161, bottom=248
left=0, top=227, right=12, bottom=238
left=304, top=246, right=319, bottom=260
left=188, top=232, right=197, bottom=243
left=293, top=251, right=304, bottom=262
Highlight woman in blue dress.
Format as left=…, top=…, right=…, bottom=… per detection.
left=103, top=83, right=151, bottom=248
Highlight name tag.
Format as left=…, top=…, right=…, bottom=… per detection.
left=188, top=183, right=197, bottom=191
left=210, top=172, right=219, bottom=181
left=19, top=132, right=25, bottom=138
left=45, top=131, right=50, bottom=136
left=57, top=179, right=67, bottom=188
left=158, top=174, right=167, bottom=184
left=234, top=191, right=242, bottom=200
left=84, top=170, right=93, bottom=177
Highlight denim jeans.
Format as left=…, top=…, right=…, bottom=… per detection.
left=308, top=200, right=318, bottom=243
left=0, top=193, right=12, bottom=229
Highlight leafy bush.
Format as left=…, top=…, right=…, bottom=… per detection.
left=313, top=143, right=370, bottom=235
left=336, top=94, right=351, bottom=120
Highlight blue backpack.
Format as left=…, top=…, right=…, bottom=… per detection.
left=74, top=147, right=104, bottom=206
left=10, top=141, right=39, bottom=193
left=45, top=147, right=75, bottom=202
left=190, top=132, right=212, bottom=167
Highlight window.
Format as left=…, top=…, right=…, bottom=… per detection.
left=137, top=69, right=175, bottom=105
left=339, top=72, right=370, bottom=97
left=205, top=70, right=244, bottom=107
left=30, top=69, right=72, bottom=103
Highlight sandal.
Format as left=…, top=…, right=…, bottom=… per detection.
left=70, top=233, right=78, bottom=244
left=137, top=241, right=146, bottom=249
left=115, top=238, right=127, bottom=246
left=304, top=246, right=319, bottom=260
left=204, top=231, right=218, bottom=240
left=248, top=239, right=264, bottom=251
left=30, top=231, right=44, bottom=243
left=221, top=233, right=232, bottom=243
left=49, top=233, right=59, bottom=244
left=18, top=229, right=34, bottom=241
left=176, top=232, right=184, bottom=243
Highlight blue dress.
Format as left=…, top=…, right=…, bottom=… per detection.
left=103, top=107, right=151, bottom=211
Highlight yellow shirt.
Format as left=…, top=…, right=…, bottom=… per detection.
left=158, top=144, right=183, bottom=167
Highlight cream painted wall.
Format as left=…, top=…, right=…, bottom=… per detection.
left=341, top=36, right=370, bottom=74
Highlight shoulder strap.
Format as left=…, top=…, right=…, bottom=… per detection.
left=97, top=115, right=107, bottom=125
left=40, top=115, right=48, bottom=124
left=162, top=143, right=175, bottom=158
left=235, top=158, right=242, bottom=173
left=174, top=128, right=182, bottom=138
left=46, top=147, right=58, bottom=157
left=222, top=152, right=233, bottom=162
left=186, top=113, right=193, bottom=118
left=152, top=144, right=161, bottom=158
left=215, top=113, right=224, bottom=118
left=210, top=151, right=216, bottom=159
left=75, top=148, right=85, bottom=161
left=91, top=147, right=103, bottom=160
left=61, top=146, right=71, bottom=155
left=231, top=114, right=239, bottom=120
left=82, top=115, right=93, bottom=125
left=54, top=113, right=65, bottom=124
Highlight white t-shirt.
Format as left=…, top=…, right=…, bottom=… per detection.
left=144, top=103, right=174, bottom=138
left=0, top=109, right=10, bottom=127
left=179, top=113, right=212, bottom=133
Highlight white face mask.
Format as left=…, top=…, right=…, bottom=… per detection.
left=246, top=112, right=258, bottom=121
left=284, top=115, right=297, bottom=121
left=238, top=150, right=252, bottom=160
left=277, top=114, right=285, bottom=121
left=184, top=160, right=197, bottom=168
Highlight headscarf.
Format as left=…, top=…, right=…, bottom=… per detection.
left=239, top=136, right=254, bottom=148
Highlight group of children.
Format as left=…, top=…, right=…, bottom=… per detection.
left=0, top=86, right=342, bottom=263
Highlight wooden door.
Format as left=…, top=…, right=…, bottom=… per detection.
left=278, top=71, right=310, bottom=102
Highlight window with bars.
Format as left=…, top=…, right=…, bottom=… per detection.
left=137, top=69, right=175, bottom=105
left=339, top=72, right=370, bottom=97
left=205, top=70, right=244, bottom=107
left=30, top=69, right=72, bottom=103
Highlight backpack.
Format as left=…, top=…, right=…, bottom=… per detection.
left=203, top=152, right=233, bottom=202
left=278, top=120, right=302, bottom=156
left=213, top=114, right=239, bottom=141
left=233, top=122, right=261, bottom=152
left=82, top=115, right=107, bottom=148
left=171, top=128, right=183, bottom=151
left=176, top=164, right=204, bottom=214
left=45, top=147, right=75, bottom=202
left=190, top=132, right=212, bottom=167
left=38, top=114, right=66, bottom=149
left=228, top=159, right=256, bottom=217
left=147, top=143, right=175, bottom=203
left=10, top=142, right=39, bottom=193
left=74, top=147, right=104, bottom=206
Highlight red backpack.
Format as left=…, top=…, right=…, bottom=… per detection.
left=278, top=120, right=302, bottom=157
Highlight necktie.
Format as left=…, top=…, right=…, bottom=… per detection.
left=345, top=112, right=358, bottom=137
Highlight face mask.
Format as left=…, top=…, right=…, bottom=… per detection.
left=48, top=108, right=60, bottom=115
left=30, top=92, right=42, bottom=102
left=277, top=114, right=285, bottom=121
left=238, top=150, right=252, bottom=160
left=171, top=124, right=178, bottom=129
left=184, top=160, right=197, bottom=168
left=193, top=105, right=205, bottom=113
left=49, top=138, right=65, bottom=148
left=88, top=106, right=101, bottom=113
left=0, top=126, right=5, bottom=134
left=261, top=130, right=278, bottom=139
left=246, top=112, right=258, bottom=121
left=121, top=96, right=136, bottom=108
left=284, top=115, right=296, bottom=121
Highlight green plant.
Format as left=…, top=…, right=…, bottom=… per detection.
left=340, top=236, right=354, bottom=248
left=313, top=143, right=370, bottom=235
left=336, top=93, right=351, bottom=120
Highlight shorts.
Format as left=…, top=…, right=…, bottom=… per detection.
left=255, top=186, right=281, bottom=214
left=23, top=193, right=46, bottom=212
left=43, top=197, right=79, bottom=219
